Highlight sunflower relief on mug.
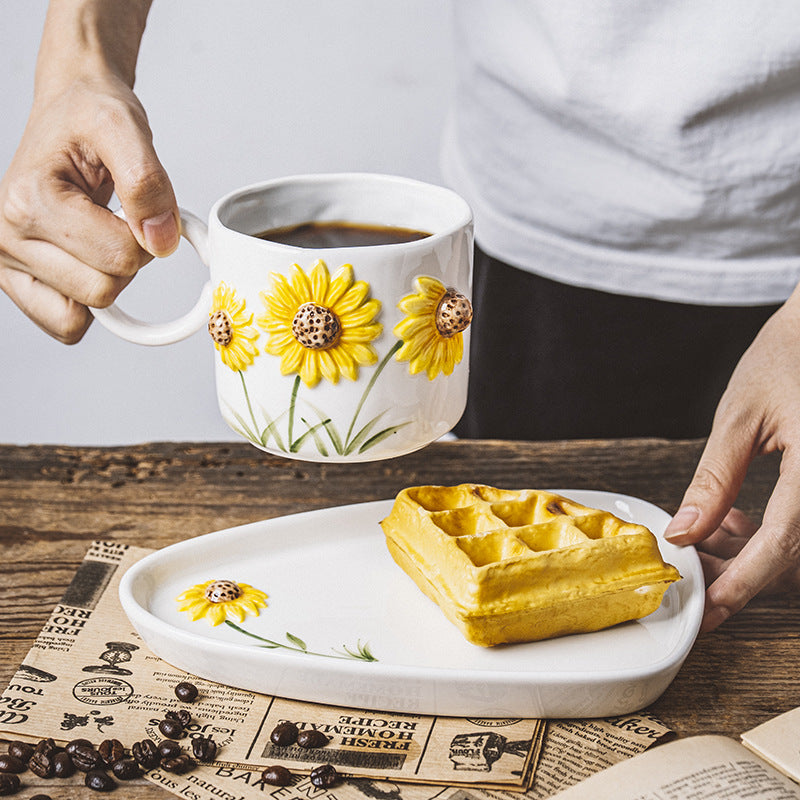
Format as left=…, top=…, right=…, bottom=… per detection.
left=91, top=174, right=474, bottom=462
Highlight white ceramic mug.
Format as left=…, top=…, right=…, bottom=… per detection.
left=92, top=173, right=473, bottom=462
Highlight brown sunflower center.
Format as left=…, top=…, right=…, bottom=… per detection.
left=208, top=310, right=234, bottom=346
left=292, top=302, right=341, bottom=350
left=204, top=580, right=242, bottom=603
left=435, top=289, right=472, bottom=337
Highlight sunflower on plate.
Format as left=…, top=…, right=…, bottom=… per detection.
left=257, top=260, right=382, bottom=387
left=207, top=282, right=260, bottom=372
left=176, top=579, right=269, bottom=626
left=394, top=276, right=472, bottom=380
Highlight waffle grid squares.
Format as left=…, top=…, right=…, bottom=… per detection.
left=381, top=483, right=681, bottom=646
left=414, top=485, right=641, bottom=568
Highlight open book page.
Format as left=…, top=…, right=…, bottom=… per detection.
left=547, top=735, right=800, bottom=799
left=742, top=706, right=800, bottom=784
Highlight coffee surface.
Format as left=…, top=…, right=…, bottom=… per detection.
left=255, top=220, right=431, bottom=248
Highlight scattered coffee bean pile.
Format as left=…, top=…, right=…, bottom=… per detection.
left=261, top=719, right=340, bottom=787
left=0, top=681, right=210, bottom=795
left=0, top=683, right=342, bottom=795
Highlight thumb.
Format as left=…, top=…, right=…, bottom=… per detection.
left=97, top=120, right=180, bottom=257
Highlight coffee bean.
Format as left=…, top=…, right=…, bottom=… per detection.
left=296, top=729, right=329, bottom=749
left=310, top=764, right=340, bottom=789
left=111, top=758, right=141, bottom=780
left=160, top=753, right=194, bottom=774
left=157, top=740, right=182, bottom=760
left=269, top=721, right=299, bottom=746
left=131, top=739, right=160, bottom=770
left=53, top=751, right=76, bottom=778
left=158, top=718, right=185, bottom=739
left=261, top=765, right=293, bottom=786
left=174, top=682, right=198, bottom=702
left=166, top=709, right=192, bottom=728
left=85, top=769, right=116, bottom=792
left=6, top=743, right=33, bottom=763
left=0, top=773, right=20, bottom=796
left=191, top=736, right=217, bottom=763
left=27, top=751, right=54, bottom=779
left=34, top=738, right=58, bottom=756
left=70, top=744, right=104, bottom=772
left=98, top=739, right=125, bottom=767
left=0, top=755, right=25, bottom=774
left=65, top=738, right=94, bottom=756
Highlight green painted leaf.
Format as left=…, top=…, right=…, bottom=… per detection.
left=285, top=632, right=308, bottom=651
left=359, top=422, right=411, bottom=453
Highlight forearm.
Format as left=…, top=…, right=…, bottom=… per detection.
left=34, top=0, right=153, bottom=101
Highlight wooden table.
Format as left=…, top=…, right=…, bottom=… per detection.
left=1, top=439, right=798, bottom=797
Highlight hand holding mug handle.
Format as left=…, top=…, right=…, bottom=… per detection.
left=90, top=208, right=213, bottom=345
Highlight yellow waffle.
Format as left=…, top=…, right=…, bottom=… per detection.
left=381, top=484, right=681, bottom=646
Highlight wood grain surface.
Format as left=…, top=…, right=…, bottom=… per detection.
left=1, top=439, right=797, bottom=798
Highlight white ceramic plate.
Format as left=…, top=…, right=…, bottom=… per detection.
left=119, top=490, right=703, bottom=718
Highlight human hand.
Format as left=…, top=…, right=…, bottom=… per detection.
left=690, top=507, right=800, bottom=601
left=664, top=296, right=800, bottom=631
left=0, top=1, right=178, bottom=343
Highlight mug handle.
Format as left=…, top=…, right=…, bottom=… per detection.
left=89, top=207, right=214, bottom=346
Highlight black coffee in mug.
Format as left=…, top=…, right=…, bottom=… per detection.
left=254, top=220, right=431, bottom=248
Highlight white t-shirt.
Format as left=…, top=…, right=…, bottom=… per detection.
left=441, top=1, right=800, bottom=305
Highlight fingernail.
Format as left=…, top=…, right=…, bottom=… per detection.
left=142, top=210, right=179, bottom=256
left=664, top=506, right=700, bottom=541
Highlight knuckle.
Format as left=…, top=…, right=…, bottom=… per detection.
left=53, top=307, right=92, bottom=344
left=122, top=160, right=170, bottom=206
left=104, top=243, right=144, bottom=277
left=690, top=462, right=731, bottom=500
left=712, top=388, right=762, bottom=441
left=82, top=273, right=122, bottom=309
left=765, top=520, right=800, bottom=566
left=93, top=93, right=147, bottom=137
left=1, top=175, right=41, bottom=235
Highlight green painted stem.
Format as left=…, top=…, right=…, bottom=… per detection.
left=238, top=371, right=260, bottom=434
left=345, top=340, right=403, bottom=448
left=223, top=620, right=376, bottom=662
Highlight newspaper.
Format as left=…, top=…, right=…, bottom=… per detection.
left=0, top=541, right=671, bottom=800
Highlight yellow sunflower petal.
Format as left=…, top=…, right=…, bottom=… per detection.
left=343, top=342, right=379, bottom=366
left=329, top=346, right=359, bottom=381
left=398, top=294, right=439, bottom=315
left=279, top=343, right=306, bottom=374
left=340, top=323, right=383, bottom=343
left=259, top=319, right=292, bottom=334
left=189, top=603, right=213, bottom=622
left=299, top=350, right=322, bottom=387
left=410, top=352, right=436, bottom=376
left=394, top=316, right=433, bottom=340
left=332, top=281, right=370, bottom=315
left=340, top=298, right=381, bottom=327
left=397, top=329, right=438, bottom=362
left=175, top=586, right=205, bottom=603
left=265, top=333, right=297, bottom=355
left=309, top=260, right=332, bottom=301
left=318, top=349, right=341, bottom=384
left=263, top=331, right=295, bottom=351
left=415, top=275, right=447, bottom=296
left=324, top=264, right=355, bottom=307
left=289, top=263, right=314, bottom=303
left=261, top=279, right=298, bottom=318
